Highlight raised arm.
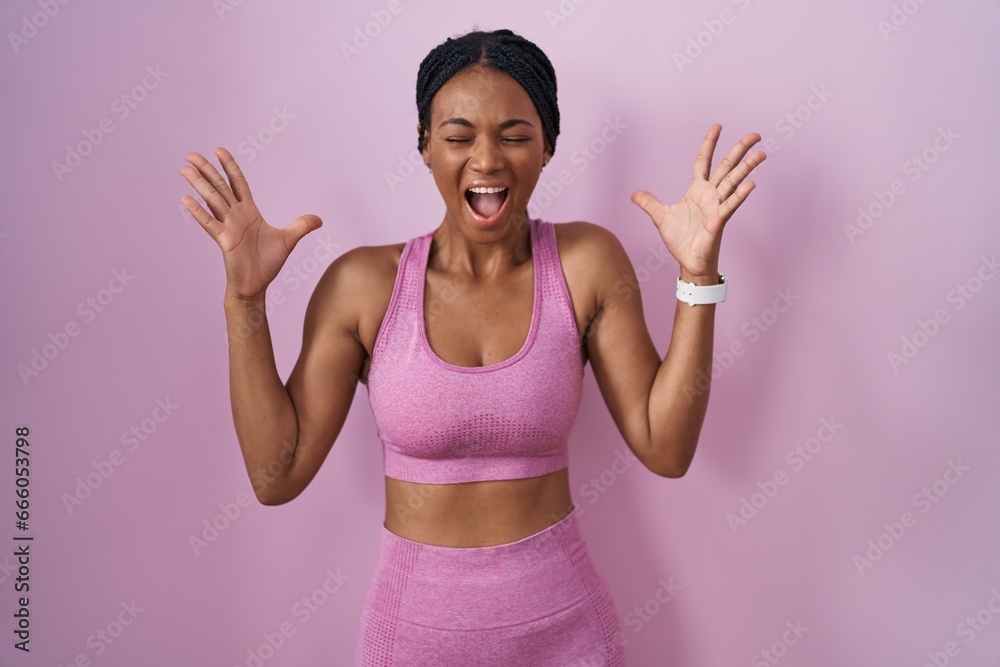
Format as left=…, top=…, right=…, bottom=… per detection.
left=585, top=124, right=766, bottom=477
left=180, top=148, right=365, bottom=505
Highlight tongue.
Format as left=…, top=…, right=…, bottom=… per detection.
left=469, top=191, right=505, bottom=218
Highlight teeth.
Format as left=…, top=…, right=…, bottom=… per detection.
left=467, top=186, right=508, bottom=194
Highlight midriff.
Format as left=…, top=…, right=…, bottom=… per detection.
left=383, top=467, right=573, bottom=547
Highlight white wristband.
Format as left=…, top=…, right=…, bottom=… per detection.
left=676, top=274, right=727, bottom=306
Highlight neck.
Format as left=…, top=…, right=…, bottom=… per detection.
left=431, top=211, right=533, bottom=280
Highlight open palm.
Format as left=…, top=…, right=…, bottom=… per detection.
left=179, top=147, right=322, bottom=300
left=631, top=124, right=765, bottom=279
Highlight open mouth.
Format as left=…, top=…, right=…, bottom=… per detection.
left=465, top=186, right=509, bottom=222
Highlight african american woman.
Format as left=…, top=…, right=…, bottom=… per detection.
left=179, top=28, right=765, bottom=667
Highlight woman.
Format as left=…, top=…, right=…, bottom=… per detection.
left=179, top=28, right=764, bottom=666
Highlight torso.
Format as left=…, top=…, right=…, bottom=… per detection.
left=355, top=222, right=599, bottom=547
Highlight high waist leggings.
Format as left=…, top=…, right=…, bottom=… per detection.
left=354, top=509, right=626, bottom=665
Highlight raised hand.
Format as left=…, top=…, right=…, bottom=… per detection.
left=179, top=147, right=322, bottom=300
left=630, top=124, right=765, bottom=281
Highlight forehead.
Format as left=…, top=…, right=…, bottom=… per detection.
left=429, top=66, right=540, bottom=124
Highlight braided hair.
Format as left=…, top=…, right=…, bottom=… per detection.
left=415, top=29, right=560, bottom=156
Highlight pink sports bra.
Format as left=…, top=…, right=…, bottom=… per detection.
left=365, top=218, right=584, bottom=484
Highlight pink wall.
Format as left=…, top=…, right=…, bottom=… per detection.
left=2, top=1, right=999, bottom=665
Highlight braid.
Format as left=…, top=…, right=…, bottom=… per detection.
left=415, top=29, right=560, bottom=156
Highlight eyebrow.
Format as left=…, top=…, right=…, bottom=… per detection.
left=437, top=118, right=535, bottom=130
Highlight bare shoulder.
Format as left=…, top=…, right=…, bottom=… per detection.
left=311, top=241, right=406, bottom=360
left=322, top=242, right=405, bottom=302
left=545, top=220, right=638, bottom=353
left=552, top=220, right=634, bottom=304
left=552, top=220, right=627, bottom=259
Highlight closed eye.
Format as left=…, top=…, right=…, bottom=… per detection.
left=443, top=137, right=532, bottom=144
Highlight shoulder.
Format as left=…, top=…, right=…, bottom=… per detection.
left=551, top=220, right=624, bottom=253
left=547, top=220, right=639, bottom=323
left=306, top=241, right=406, bottom=325
left=550, top=220, right=634, bottom=283
left=308, top=240, right=408, bottom=354
left=322, top=241, right=407, bottom=293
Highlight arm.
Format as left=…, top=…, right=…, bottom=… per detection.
left=580, top=228, right=714, bottom=477
left=179, top=147, right=363, bottom=505
left=224, top=249, right=368, bottom=505
left=585, top=124, right=765, bottom=477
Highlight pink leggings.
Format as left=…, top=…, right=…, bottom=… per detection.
left=354, top=508, right=626, bottom=665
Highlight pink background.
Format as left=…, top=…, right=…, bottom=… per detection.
left=3, top=1, right=999, bottom=665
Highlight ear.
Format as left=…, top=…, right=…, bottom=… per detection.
left=418, top=123, right=430, bottom=164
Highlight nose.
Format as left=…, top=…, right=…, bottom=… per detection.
left=467, top=137, right=504, bottom=174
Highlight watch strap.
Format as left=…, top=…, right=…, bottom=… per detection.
left=676, top=274, right=727, bottom=306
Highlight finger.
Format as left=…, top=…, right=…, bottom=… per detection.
left=692, top=124, right=722, bottom=182
left=282, top=214, right=324, bottom=249
left=185, top=151, right=238, bottom=210
left=718, top=181, right=756, bottom=221
left=630, top=189, right=664, bottom=219
left=709, top=132, right=762, bottom=188
left=717, top=150, right=766, bottom=201
left=180, top=161, right=231, bottom=221
left=215, top=147, right=254, bottom=202
left=180, top=194, right=225, bottom=240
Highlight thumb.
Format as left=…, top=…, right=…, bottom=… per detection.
left=630, top=189, right=662, bottom=218
left=283, top=214, right=323, bottom=249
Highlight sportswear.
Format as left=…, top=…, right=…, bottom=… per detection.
left=365, top=218, right=584, bottom=485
